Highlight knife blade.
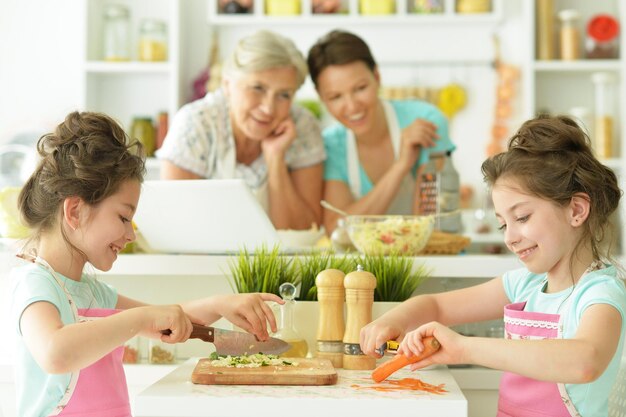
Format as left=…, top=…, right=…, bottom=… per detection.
left=163, top=323, right=291, bottom=356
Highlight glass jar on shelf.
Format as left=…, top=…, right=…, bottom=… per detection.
left=122, top=336, right=140, bottom=364
left=568, top=106, right=592, bottom=137
left=102, top=4, right=131, bottom=61
left=456, top=0, right=491, bottom=14
left=585, top=14, right=620, bottom=59
left=138, top=19, right=168, bottom=62
left=591, top=72, right=617, bottom=159
left=558, top=9, right=582, bottom=60
left=130, top=117, right=156, bottom=157
left=220, top=0, right=253, bottom=14
left=412, top=0, right=444, bottom=14
left=148, top=339, right=176, bottom=364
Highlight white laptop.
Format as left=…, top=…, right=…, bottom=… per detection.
left=134, top=179, right=280, bottom=254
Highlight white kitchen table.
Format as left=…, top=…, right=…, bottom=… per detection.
left=133, top=358, right=467, bottom=417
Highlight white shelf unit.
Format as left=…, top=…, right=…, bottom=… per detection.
left=79, top=0, right=181, bottom=132
left=521, top=0, right=626, bottom=251
left=208, top=0, right=502, bottom=24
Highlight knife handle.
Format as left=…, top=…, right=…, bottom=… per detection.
left=161, top=323, right=215, bottom=343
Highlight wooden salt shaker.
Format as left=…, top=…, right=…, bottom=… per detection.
left=315, top=268, right=346, bottom=368
left=342, top=265, right=377, bottom=370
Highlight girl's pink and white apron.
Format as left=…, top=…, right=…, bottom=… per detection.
left=33, top=257, right=131, bottom=417
left=498, top=298, right=582, bottom=417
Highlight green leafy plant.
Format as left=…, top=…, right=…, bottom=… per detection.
left=291, top=250, right=334, bottom=301
left=227, top=247, right=430, bottom=302
left=226, top=245, right=296, bottom=295
left=358, top=254, right=431, bottom=302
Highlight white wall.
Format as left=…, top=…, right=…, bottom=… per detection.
left=0, top=0, right=527, bottom=206
left=0, top=1, right=83, bottom=143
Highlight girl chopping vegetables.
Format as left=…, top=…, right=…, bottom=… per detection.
left=10, top=111, right=282, bottom=417
left=361, top=115, right=626, bottom=417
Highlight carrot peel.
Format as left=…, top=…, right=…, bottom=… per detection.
left=371, top=336, right=441, bottom=383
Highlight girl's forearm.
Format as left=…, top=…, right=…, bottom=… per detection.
left=465, top=337, right=606, bottom=383
left=180, top=297, right=222, bottom=325
left=43, top=308, right=148, bottom=373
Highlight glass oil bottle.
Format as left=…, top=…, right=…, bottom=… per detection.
left=272, top=282, right=308, bottom=358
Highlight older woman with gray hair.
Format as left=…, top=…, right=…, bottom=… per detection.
left=158, top=30, right=325, bottom=230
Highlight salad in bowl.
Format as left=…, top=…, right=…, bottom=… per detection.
left=346, top=215, right=435, bottom=256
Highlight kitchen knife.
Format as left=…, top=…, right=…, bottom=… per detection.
left=163, top=323, right=291, bottom=356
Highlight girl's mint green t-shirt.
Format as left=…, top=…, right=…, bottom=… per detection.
left=10, top=262, right=118, bottom=417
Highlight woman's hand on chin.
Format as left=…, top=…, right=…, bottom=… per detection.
left=261, top=117, right=296, bottom=162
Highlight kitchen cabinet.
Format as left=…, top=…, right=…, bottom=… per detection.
left=81, top=0, right=180, bottom=128
left=520, top=0, right=626, bottom=248
left=80, top=0, right=181, bottom=179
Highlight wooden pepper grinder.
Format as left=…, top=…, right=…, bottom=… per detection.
left=315, top=268, right=346, bottom=368
left=342, top=264, right=377, bottom=370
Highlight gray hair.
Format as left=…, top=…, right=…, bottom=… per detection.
left=223, top=30, right=308, bottom=88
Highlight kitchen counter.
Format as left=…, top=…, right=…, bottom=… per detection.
left=0, top=249, right=522, bottom=278
left=133, top=359, right=468, bottom=417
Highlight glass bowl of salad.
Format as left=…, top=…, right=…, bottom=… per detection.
left=345, top=215, right=435, bottom=256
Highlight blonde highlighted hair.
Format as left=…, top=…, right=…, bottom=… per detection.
left=223, top=30, right=308, bottom=88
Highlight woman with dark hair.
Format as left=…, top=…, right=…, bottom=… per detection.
left=307, top=30, right=455, bottom=233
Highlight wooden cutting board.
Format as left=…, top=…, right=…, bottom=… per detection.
left=191, top=357, right=338, bottom=386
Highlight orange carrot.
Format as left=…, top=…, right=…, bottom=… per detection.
left=371, top=336, right=441, bottom=383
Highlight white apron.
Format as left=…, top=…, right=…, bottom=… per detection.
left=346, top=101, right=414, bottom=215
left=219, top=144, right=270, bottom=213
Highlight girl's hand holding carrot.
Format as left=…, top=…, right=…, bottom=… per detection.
left=371, top=336, right=441, bottom=383
left=399, top=321, right=469, bottom=371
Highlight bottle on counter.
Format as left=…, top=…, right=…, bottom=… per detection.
left=330, top=218, right=356, bottom=253
left=272, top=282, right=308, bottom=358
left=102, top=4, right=131, bottom=61
left=558, top=9, right=582, bottom=60
left=591, top=72, right=617, bottom=159
left=417, top=151, right=461, bottom=233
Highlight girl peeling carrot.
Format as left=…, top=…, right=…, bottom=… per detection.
left=360, top=115, right=626, bottom=417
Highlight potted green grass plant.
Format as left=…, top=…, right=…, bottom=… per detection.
left=226, top=245, right=296, bottom=295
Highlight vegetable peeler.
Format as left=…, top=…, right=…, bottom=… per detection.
left=376, top=340, right=399, bottom=356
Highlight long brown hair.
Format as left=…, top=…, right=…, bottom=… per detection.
left=481, top=114, right=622, bottom=263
